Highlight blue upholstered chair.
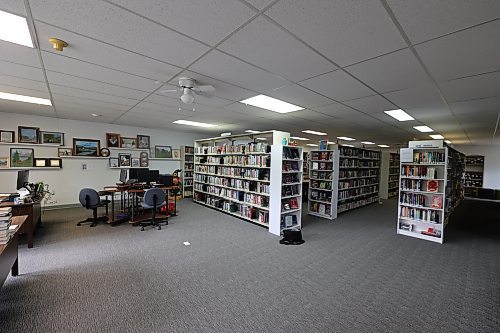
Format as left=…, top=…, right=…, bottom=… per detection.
left=140, top=188, right=168, bottom=231
left=78, top=188, right=110, bottom=227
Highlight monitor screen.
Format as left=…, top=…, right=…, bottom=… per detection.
left=158, top=174, right=173, bottom=187
left=129, top=168, right=142, bottom=181
left=16, top=170, right=29, bottom=190
left=136, top=168, right=150, bottom=183
left=119, top=169, right=127, bottom=183
left=146, top=170, right=160, bottom=184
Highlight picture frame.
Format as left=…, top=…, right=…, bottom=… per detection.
left=172, top=149, right=180, bottom=159
left=121, top=137, right=137, bottom=149
left=139, top=151, right=149, bottom=167
left=0, top=157, right=8, bottom=168
left=0, top=130, right=15, bottom=143
left=106, top=133, right=121, bottom=148
left=149, top=148, right=155, bottom=158
left=18, top=126, right=39, bottom=144
left=34, top=158, right=48, bottom=167
left=100, top=148, right=110, bottom=157
left=118, top=153, right=131, bottom=167
left=10, top=148, right=34, bottom=167
left=137, top=135, right=150, bottom=149
left=109, top=157, right=119, bottom=168
left=131, top=157, right=140, bottom=168
left=39, top=131, right=64, bottom=145
left=58, top=147, right=73, bottom=157
left=73, top=138, right=100, bottom=157
left=49, top=158, right=62, bottom=168
left=155, top=145, right=172, bottom=159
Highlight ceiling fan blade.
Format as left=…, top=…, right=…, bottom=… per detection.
left=194, top=85, right=215, bottom=92
left=196, top=91, right=213, bottom=98
left=160, top=89, right=181, bottom=93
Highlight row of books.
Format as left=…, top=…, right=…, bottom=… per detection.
left=310, top=151, right=333, bottom=161
left=311, top=161, right=332, bottom=170
left=195, top=175, right=270, bottom=193
left=338, top=196, right=378, bottom=213
left=184, top=147, right=194, bottom=154
left=400, top=193, right=442, bottom=209
left=310, top=171, right=332, bottom=180
left=339, top=178, right=378, bottom=189
left=464, top=171, right=483, bottom=180
left=195, top=184, right=270, bottom=208
left=282, top=184, right=300, bottom=196
left=311, top=180, right=332, bottom=190
left=283, top=161, right=301, bottom=171
left=184, top=179, right=193, bottom=186
left=195, top=165, right=270, bottom=180
left=389, top=175, right=399, bottom=182
left=310, top=190, right=332, bottom=202
left=281, top=214, right=298, bottom=229
left=184, top=171, right=193, bottom=178
left=339, top=147, right=381, bottom=159
left=185, top=155, right=194, bottom=162
left=283, top=146, right=301, bottom=159
left=282, top=173, right=300, bottom=184
left=183, top=189, right=193, bottom=197
left=309, top=202, right=331, bottom=215
left=196, top=143, right=270, bottom=155
left=400, top=179, right=440, bottom=192
left=412, top=151, right=445, bottom=164
left=338, top=186, right=378, bottom=200
left=282, top=197, right=299, bottom=210
left=339, top=170, right=378, bottom=179
left=400, top=206, right=441, bottom=223
left=0, top=207, right=14, bottom=245
left=197, top=155, right=270, bottom=167
left=465, top=156, right=484, bottom=165
left=401, top=165, right=439, bottom=178
left=464, top=180, right=483, bottom=187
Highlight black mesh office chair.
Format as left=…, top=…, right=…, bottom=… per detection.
left=140, top=188, right=168, bottom=231
left=78, top=188, right=110, bottom=227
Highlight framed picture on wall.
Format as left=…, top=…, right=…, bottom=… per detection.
left=58, top=147, right=73, bottom=157
left=0, top=157, right=8, bottom=168
left=131, top=157, right=140, bottom=168
left=0, top=130, right=15, bottom=143
left=73, top=138, right=100, bottom=157
left=34, top=158, right=48, bottom=167
left=106, top=133, right=121, bottom=148
left=172, top=149, right=180, bottom=159
left=118, top=153, right=131, bottom=167
left=10, top=148, right=34, bottom=167
left=137, top=135, right=150, bottom=149
left=139, top=151, right=149, bottom=167
left=109, top=158, right=119, bottom=168
left=39, top=131, right=64, bottom=145
left=155, top=145, right=172, bottom=158
left=121, top=137, right=137, bottom=149
left=49, top=158, right=62, bottom=168
left=18, top=126, right=39, bottom=143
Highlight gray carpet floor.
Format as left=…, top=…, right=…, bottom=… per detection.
left=0, top=198, right=499, bottom=333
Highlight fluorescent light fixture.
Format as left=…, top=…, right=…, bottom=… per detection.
left=378, top=144, right=390, bottom=148
left=256, top=137, right=267, bottom=141
left=361, top=141, right=375, bottom=145
left=173, top=120, right=217, bottom=128
left=302, top=130, right=327, bottom=136
left=327, top=141, right=336, bottom=145
left=91, top=113, right=102, bottom=117
left=245, top=130, right=261, bottom=133
left=337, top=136, right=355, bottom=141
left=290, top=136, right=310, bottom=141
left=0, top=92, right=51, bottom=105
left=220, top=132, right=232, bottom=137
left=413, top=125, right=434, bottom=133
left=445, top=140, right=452, bottom=144
left=239, top=94, right=303, bottom=113
left=0, top=10, right=33, bottom=48
left=306, top=143, right=319, bottom=147
left=429, top=134, right=444, bottom=139
left=384, top=109, right=414, bottom=122
left=342, top=144, right=354, bottom=147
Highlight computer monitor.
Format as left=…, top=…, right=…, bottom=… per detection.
left=136, top=168, right=150, bottom=183
left=129, top=168, right=142, bottom=181
left=119, top=169, right=127, bottom=183
left=16, top=170, right=29, bottom=190
left=146, top=170, right=160, bottom=184
left=158, top=174, right=174, bottom=187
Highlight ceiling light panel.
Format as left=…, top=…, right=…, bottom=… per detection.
left=384, top=109, right=414, bottom=121
left=290, top=136, right=310, bottom=141
left=306, top=143, right=319, bottom=147
left=0, top=10, right=33, bottom=48
left=429, top=134, right=444, bottom=139
left=302, top=130, right=327, bottom=135
left=337, top=136, right=355, bottom=141
left=413, top=125, right=434, bottom=133
left=342, top=144, right=354, bottom=147
left=245, top=130, right=261, bottom=133
left=0, top=92, right=51, bottom=105
left=173, top=120, right=217, bottom=128
left=239, top=95, right=304, bottom=113
left=361, top=141, right=375, bottom=145
left=378, top=144, right=390, bottom=148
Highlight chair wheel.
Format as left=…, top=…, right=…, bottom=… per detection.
left=141, top=227, right=145, bottom=231
left=158, top=226, right=161, bottom=230
left=77, top=223, right=81, bottom=226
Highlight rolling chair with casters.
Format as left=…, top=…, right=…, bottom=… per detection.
left=140, top=188, right=168, bottom=231
left=78, top=188, right=110, bottom=227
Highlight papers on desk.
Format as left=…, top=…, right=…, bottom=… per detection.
left=0, top=214, right=12, bottom=245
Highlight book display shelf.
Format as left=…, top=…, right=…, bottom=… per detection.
left=307, top=150, right=340, bottom=220
left=338, top=146, right=381, bottom=213
left=379, top=152, right=400, bottom=199
left=397, top=140, right=465, bottom=244
left=464, top=155, right=484, bottom=197
left=192, top=131, right=296, bottom=236
left=302, top=151, right=309, bottom=182
left=181, top=145, right=194, bottom=198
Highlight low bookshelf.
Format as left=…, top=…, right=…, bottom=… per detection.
left=307, top=149, right=339, bottom=220
left=464, top=155, right=484, bottom=197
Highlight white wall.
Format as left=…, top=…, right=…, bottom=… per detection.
left=456, top=145, right=500, bottom=189
left=0, top=112, right=201, bottom=206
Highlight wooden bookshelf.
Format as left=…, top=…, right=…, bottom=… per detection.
left=307, top=149, right=339, bottom=220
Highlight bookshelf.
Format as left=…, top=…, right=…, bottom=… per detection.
left=397, top=140, right=465, bottom=244
left=379, top=152, right=400, bottom=199
left=302, top=151, right=309, bottom=182
left=464, top=155, right=484, bottom=197
left=307, top=150, right=339, bottom=220
left=181, top=145, right=194, bottom=198
left=192, top=131, right=295, bottom=236
left=337, top=146, right=381, bottom=213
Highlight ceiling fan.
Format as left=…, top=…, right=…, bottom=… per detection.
left=160, top=77, right=215, bottom=104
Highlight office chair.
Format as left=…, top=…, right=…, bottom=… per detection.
left=78, top=188, right=110, bottom=227
left=140, top=188, right=168, bottom=231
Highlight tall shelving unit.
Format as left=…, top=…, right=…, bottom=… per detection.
left=464, top=155, right=484, bottom=197
left=397, top=140, right=465, bottom=244
left=181, top=145, right=194, bottom=198
left=192, top=131, right=296, bottom=236
left=380, top=152, right=400, bottom=199
left=307, top=149, right=339, bottom=220
left=337, top=146, right=381, bottom=213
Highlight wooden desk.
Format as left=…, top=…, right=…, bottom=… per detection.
left=0, top=215, right=28, bottom=289
left=0, top=202, right=41, bottom=248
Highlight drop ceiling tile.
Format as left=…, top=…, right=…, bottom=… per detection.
left=51, top=85, right=138, bottom=108
left=439, top=71, right=500, bottom=102
left=0, top=74, right=46, bottom=92
left=0, top=60, right=44, bottom=81
left=0, top=84, right=49, bottom=99
left=151, top=92, right=232, bottom=108
left=450, top=96, right=500, bottom=116
left=288, top=110, right=336, bottom=122
left=0, top=40, right=40, bottom=68
left=267, top=84, right=333, bottom=108
left=108, top=0, right=254, bottom=45
left=224, top=101, right=293, bottom=119
left=244, top=0, right=275, bottom=10
left=42, top=52, right=158, bottom=91
left=219, top=16, right=336, bottom=82
left=0, top=100, right=54, bottom=117
left=0, top=0, right=26, bottom=15
left=300, top=71, right=374, bottom=102
left=344, top=95, right=397, bottom=115
left=387, top=0, right=500, bottom=44
left=35, top=22, right=181, bottom=82
left=383, top=84, right=445, bottom=109
left=53, top=94, right=131, bottom=112
left=312, top=102, right=360, bottom=117
left=30, top=0, right=209, bottom=67
left=345, top=49, right=430, bottom=93
left=265, top=0, right=406, bottom=66
left=189, top=50, right=289, bottom=93
left=416, top=20, right=500, bottom=81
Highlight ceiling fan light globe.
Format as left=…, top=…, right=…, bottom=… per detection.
left=181, top=92, right=195, bottom=104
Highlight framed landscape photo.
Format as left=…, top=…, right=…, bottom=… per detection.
left=0, top=130, right=15, bottom=143
left=137, top=135, right=150, bottom=149
left=172, top=149, right=180, bottom=159
left=0, top=157, right=8, bottom=168
left=10, top=148, right=34, bottom=167
left=73, top=138, right=100, bottom=157
left=18, top=126, right=39, bottom=144
left=121, top=137, right=137, bottom=149
left=119, top=153, right=131, bottom=167
left=39, top=131, right=64, bottom=145
left=106, top=133, right=121, bottom=148
left=155, top=145, right=172, bottom=158
left=58, top=147, right=73, bottom=157
left=131, top=157, right=140, bottom=168
left=109, top=157, right=119, bottom=168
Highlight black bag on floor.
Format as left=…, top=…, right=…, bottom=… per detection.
left=280, top=229, right=305, bottom=245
